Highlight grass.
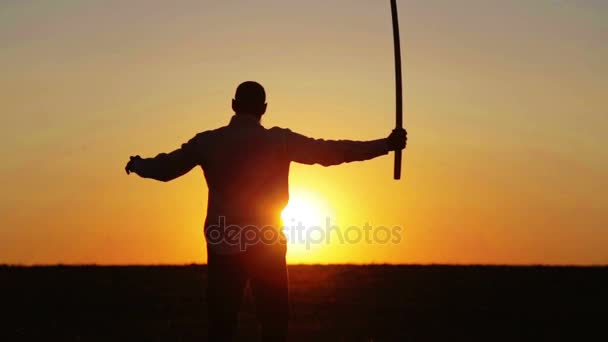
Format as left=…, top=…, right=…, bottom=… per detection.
left=1, top=264, right=606, bottom=341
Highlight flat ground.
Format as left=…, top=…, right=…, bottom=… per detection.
left=1, top=265, right=606, bottom=341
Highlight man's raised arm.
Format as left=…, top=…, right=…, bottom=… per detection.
left=280, top=128, right=406, bottom=166
left=125, top=134, right=204, bottom=182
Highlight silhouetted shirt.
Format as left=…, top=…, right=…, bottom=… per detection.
left=137, top=114, right=390, bottom=253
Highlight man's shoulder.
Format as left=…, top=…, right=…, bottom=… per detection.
left=190, top=125, right=229, bottom=141
left=267, top=126, right=291, bottom=134
left=266, top=126, right=313, bottom=141
left=266, top=126, right=300, bottom=143
left=267, top=126, right=303, bottom=138
left=189, top=125, right=297, bottom=144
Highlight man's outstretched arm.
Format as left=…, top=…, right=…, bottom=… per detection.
left=283, top=128, right=407, bottom=166
left=125, top=135, right=202, bottom=182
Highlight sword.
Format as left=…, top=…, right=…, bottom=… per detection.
left=390, top=0, right=404, bottom=180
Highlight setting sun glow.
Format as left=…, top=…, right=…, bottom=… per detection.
left=281, top=194, right=323, bottom=229
left=1, top=1, right=606, bottom=265
left=281, top=189, right=333, bottom=262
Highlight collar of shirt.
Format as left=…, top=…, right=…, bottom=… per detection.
left=229, top=114, right=262, bottom=127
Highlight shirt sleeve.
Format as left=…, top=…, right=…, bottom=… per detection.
left=281, top=129, right=390, bottom=166
left=137, top=133, right=204, bottom=182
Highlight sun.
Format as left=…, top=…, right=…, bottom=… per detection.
left=281, top=189, right=332, bottom=260
left=281, top=196, right=322, bottom=229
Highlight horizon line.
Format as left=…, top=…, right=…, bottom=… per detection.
left=2, top=263, right=607, bottom=268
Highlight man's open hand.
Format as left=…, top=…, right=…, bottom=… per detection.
left=387, top=128, right=407, bottom=151
left=125, top=155, right=143, bottom=175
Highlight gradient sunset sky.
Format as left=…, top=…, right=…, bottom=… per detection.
left=1, top=0, right=606, bottom=265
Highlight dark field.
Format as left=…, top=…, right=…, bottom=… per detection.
left=1, top=265, right=606, bottom=341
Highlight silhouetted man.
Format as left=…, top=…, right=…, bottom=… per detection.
left=125, top=81, right=407, bottom=341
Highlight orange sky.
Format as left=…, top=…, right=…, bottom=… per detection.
left=1, top=0, right=607, bottom=265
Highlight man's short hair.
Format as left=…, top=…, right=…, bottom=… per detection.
left=234, top=81, right=266, bottom=113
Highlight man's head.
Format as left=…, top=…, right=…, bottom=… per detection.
left=232, top=81, right=267, bottom=118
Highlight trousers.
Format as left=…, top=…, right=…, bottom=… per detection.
left=207, top=242, right=288, bottom=341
